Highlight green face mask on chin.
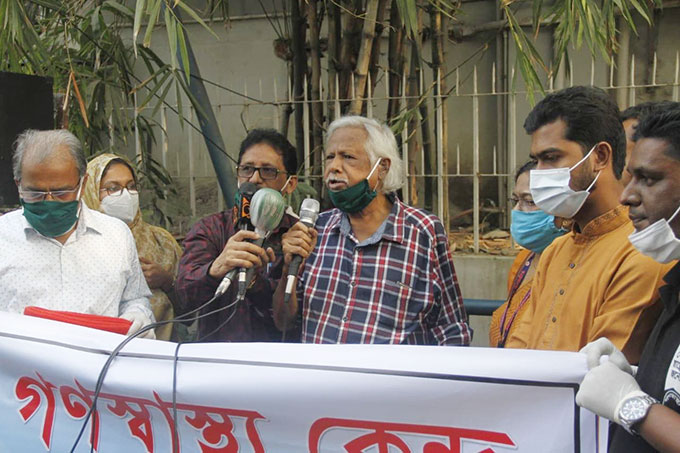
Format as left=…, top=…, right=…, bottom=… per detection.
left=328, top=158, right=382, bottom=213
left=21, top=199, right=80, bottom=238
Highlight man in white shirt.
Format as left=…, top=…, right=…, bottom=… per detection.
left=0, top=129, right=155, bottom=337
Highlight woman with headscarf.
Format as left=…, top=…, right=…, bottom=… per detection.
left=489, top=160, right=570, bottom=347
left=83, top=154, right=182, bottom=340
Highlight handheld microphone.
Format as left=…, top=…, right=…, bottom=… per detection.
left=214, top=182, right=258, bottom=297
left=236, top=188, right=287, bottom=300
left=284, top=197, right=320, bottom=304
left=233, top=182, right=258, bottom=229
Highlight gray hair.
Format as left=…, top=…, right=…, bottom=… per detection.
left=13, top=129, right=86, bottom=181
left=325, top=116, right=405, bottom=194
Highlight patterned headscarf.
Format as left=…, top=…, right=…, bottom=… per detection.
left=83, top=153, right=182, bottom=340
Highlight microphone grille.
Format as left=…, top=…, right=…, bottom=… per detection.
left=250, top=188, right=286, bottom=233
left=299, top=197, right=320, bottom=226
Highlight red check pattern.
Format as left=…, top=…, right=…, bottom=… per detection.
left=299, top=198, right=471, bottom=345
left=175, top=209, right=297, bottom=342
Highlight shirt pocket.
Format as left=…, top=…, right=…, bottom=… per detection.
left=374, top=279, right=416, bottom=331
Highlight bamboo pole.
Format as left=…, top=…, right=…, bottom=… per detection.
left=387, top=0, right=404, bottom=122
left=307, top=0, right=323, bottom=194
left=349, top=0, right=380, bottom=115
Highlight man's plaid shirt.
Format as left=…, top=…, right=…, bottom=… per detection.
left=298, top=197, right=471, bottom=345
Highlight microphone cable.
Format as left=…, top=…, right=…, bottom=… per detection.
left=69, top=290, right=242, bottom=453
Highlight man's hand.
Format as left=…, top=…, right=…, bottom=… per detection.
left=209, top=230, right=276, bottom=279
left=576, top=361, right=643, bottom=424
left=580, top=337, right=634, bottom=373
left=281, top=221, right=318, bottom=273
left=139, top=257, right=173, bottom=292
left=121, top=310, right=156, bottom=339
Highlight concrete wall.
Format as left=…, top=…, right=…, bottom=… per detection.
left=453, top=255, right=515, bottom=347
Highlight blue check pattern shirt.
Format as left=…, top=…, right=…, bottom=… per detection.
left=298, top=197, right=471, bottom=345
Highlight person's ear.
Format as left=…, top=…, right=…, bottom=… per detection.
left=379, top=158, right=391, bottom=178
left=592, top=142, right=612, bottom=172
left=282, top=175, right=297, bottom=195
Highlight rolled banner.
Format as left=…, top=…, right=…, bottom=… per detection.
left=23, top=306, right=133, bottom=335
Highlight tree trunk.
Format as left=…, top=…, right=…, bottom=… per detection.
left=368, top=0, right=390, bottom=106
left=406, top=37, right=419, bottom=206
left=327, top=0, right=341, bottom=121
left=387, top=0, right=404, bottom=122
left=291, top=0, right=307, bottom=170
left=412, top=6, right=433, bottom=212
left=338, top=0, right=364, bottom=112
left=307, top=0, right=323, bottom=195
left=431, top=5, right=449, bottom=228
left=348, top=0, right=380, bottom=115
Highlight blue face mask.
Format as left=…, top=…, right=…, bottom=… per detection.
left=510, top=209, right=567, bottom=253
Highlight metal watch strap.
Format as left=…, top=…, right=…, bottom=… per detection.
left=620, top=394, right=659, bottom=435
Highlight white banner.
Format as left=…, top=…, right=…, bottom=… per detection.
left=0, top=312, right=606, bottom=452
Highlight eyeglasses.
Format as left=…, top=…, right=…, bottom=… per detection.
left=510, top=197, right=536, bottom=210
left=19, top=180, right=83, bottom=203
left=236, top=165, right=286, bottom=181
left=100, top=182, right=139, bottom=197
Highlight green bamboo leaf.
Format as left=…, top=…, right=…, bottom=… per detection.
left=626, top=0, right=652, bottom=23
left=27, top=0, right=65, bottom=11
left=138, top=70, right=171, bottom=110
left=102, top=0, right=134, bottom=19
left=132, top=0, right=147, bottom=56
left=175, top=1, right=219, bottom=40
left=143, top=0, right=162, bottom=48
left=150, top=77, right=174, bottom=118
left=91, top=6, right=100, bottom=33
left=164, top=6, right=178, bottom=69
left=395, top=0, right=418, bottom=39
left=174, top=77, right=184, bottom=128
left=176, top=23, right=191, bottom=83
left=176, top=71, right=208, bottom=119
left=532, top=0, right=543, bottom=33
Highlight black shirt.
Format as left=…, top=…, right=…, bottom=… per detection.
left=610, top=261, right=680, bottom=452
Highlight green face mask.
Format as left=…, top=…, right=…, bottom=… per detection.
left=328, top=158, right=382, bottom=213
left=20, top=179, right=84, bottom=238
left=21, top=199, right=80, bottom=237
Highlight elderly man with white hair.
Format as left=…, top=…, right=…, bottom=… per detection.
left=274, top=116, right=471, bottom=345
left=0, top=129, right=155, bottom=338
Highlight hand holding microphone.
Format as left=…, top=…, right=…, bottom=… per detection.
left=282, top=198, right=320, bottom=304
left=235, top=188, right=287, bottom=300
left=212, top=183, right=266, bottom=297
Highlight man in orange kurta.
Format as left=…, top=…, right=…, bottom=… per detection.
left=505, top=86, right=673, bottom=363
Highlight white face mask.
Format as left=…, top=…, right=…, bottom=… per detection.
left=100, top=189, right=139, bottom=224
left=529, top=145, right=601, bottom=219
left=628, top=204, right=680, bottom=263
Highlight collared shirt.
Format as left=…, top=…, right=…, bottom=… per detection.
left=298, top=198, right=471, bottom=345
left=175, top=208, right=298, bottom=342
left=505, top=205, right=672, bottom=363
left=0, top=204, right=153, bottom=319
left=609, top=262, right=680, bottom=452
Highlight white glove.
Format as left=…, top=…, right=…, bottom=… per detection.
left=121, top=311, right=156, bottom=340
left=579, top=337, right=633, bottom=374
left=576, top=361, right=643, bottom=424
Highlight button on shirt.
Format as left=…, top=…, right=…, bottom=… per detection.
left=505, top=205, right=672, bottom=363
left=0, top=204, right=153, bottom=319
left=299, top=198, right=471, bottom=345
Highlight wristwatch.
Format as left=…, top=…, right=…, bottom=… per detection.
left=618, top=393, right=659, bottom=435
